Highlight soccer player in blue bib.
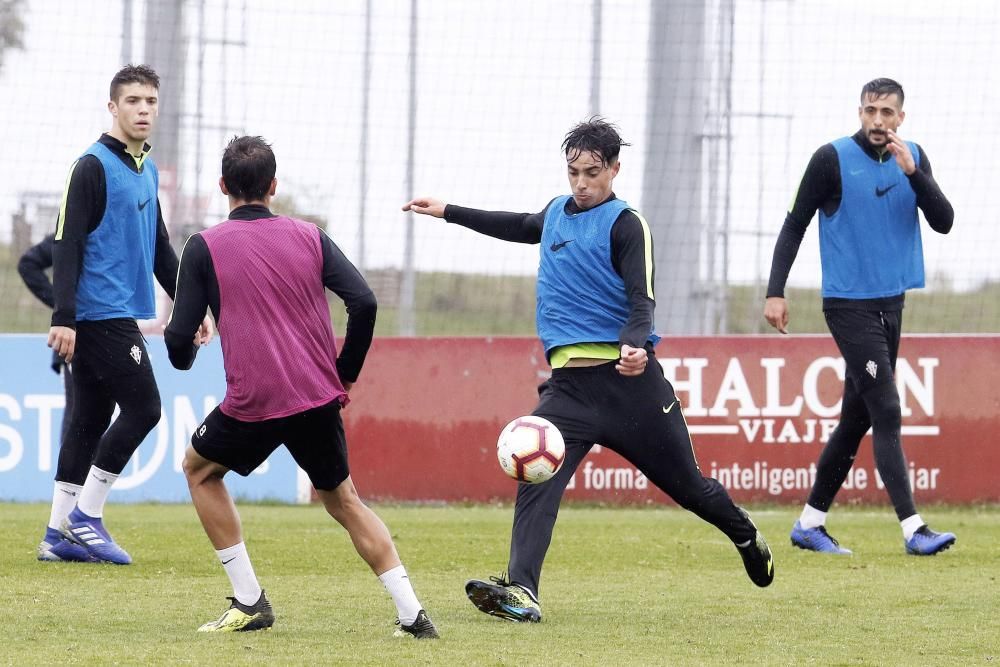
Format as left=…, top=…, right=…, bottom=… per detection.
left=404, top=118, right=773, bottom=623
left=43, top=65, right=211, bottom=564
left=764, top=78, right=956, bottom=556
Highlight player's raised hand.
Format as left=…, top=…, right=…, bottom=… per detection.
left=885, top=130, right=915, bottom=175
left=764, top=296, right=789, bottom=334
left=616, top=344, right=648, bottom=377
left=402, top=196, right=447, bottom=218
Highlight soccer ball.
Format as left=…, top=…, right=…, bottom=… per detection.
left=496, top=416, right=566, bottom=484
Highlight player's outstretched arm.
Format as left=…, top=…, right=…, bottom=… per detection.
left=402, top=196, right=447, bottom=218
left=404, top=197, right=548, bottom=245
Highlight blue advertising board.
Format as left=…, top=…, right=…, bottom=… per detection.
left=0, top=334, right=303, bottom=503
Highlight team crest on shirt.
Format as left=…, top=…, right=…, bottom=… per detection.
left=865, top=360, right=877, bottom=379
left=130, top=345, right=142, bottom=365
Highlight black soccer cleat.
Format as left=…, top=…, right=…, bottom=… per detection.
left=736, top=508, right=775, bottom=587
left=465, top=575, right=541, bottom=622
left=394, top=609, right=440, bottom=639
left=197, top=590, right=275, bottom=632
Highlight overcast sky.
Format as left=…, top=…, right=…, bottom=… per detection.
left=1, top=0, right=997, bottom=291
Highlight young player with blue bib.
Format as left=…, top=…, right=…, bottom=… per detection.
left=43, top=65, right=212, bottom=565
left=404, top=118, right=774, bottom=623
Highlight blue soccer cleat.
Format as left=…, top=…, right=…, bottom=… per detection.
left=905, top=525, right=956, bottom=556
left=61, top=507, right=133, bottom=565
left=790, top=521, right=853, bottom=555
left=37, top=527, right=96, bottom=562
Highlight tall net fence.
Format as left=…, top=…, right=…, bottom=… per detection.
left=2, top=0, right=998, bottom=337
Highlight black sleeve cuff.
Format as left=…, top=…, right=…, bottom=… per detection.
left=164, top=330, right=199, bottom=370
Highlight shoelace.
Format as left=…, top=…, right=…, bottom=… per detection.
left=488, top=573, right=512, bottom=587
left=487, top=574, right=539, bottom=607
left=815, top=525, right=842, bottom=546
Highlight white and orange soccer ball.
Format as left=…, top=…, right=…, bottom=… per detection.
left=496, top=416, right=566, bottom=484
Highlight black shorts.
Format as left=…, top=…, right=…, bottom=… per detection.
left=824, top=307, right=902, bottom=393
left=191, top=399, right=349, bottom=490
left=72, top=318, right=155, bottom=381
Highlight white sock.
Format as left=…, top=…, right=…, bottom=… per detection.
left=378, top=564, right=422, bottom=626
left=799, top=504, right=827, bottom=530
left=216, top=542, right=262, bottom=606
left=901, top=514, right=924, bottom=541
left=76, top=466, right=119, bottom=518
left=48, top=481, right=83, bottom=530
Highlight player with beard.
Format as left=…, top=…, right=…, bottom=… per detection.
left=764, top=78, right=956, bottom=556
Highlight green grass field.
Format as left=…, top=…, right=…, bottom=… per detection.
left=2, top=503, right=997, bottom=665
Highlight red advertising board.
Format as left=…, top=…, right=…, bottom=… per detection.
left=342, top=336, right=1000, bottom=505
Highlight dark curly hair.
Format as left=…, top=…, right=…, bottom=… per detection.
left=561, top=116, right=631, bottom=167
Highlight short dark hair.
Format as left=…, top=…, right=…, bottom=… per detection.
left=221, top=135, right=276, bottom=202
left=561, top=116, right=631, bottom=167
left=860, top=78, right=904, bottom=106
left=110, top=64, right=160, bottom=101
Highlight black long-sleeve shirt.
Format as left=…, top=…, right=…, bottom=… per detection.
left=444, top=193, right=655, bottom=349
left=51, top=133, right=178, bottom=327
left=18, top=233, right=56, bottom=308
left=164, top=205, right=377, bottom=383
left=767, top=129, right=954, bottom=310
left=18, top=233, right=63, bottom=373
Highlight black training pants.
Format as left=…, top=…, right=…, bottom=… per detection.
left=507, top=353, right=756, bottom=597
left=55, top=319, right=162, bottom=483
left=807, top=308, right=917, bottom=521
